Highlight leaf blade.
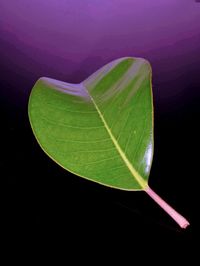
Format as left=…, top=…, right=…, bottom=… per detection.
left=28, top=57, right=153, bottom=190
left=85, top=87, right=148, bottom=189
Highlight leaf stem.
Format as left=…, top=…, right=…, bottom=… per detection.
left=145, top=186, right=190, bottom=229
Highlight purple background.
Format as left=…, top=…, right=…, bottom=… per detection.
left=1, top=0, right=199, bottom=252
left=1, top=0, right=200, bottom=110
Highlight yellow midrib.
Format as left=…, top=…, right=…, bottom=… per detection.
left=83, top=84, right=147, bottom=189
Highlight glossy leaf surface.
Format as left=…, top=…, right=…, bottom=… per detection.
left=28, top=57, right=153, bottom=190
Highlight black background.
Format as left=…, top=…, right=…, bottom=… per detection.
left=1, top=1, right=199, bottom=259
left=2, top=52, right=198, bottom=255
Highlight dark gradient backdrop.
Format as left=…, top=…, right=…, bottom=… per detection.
left=1, top=0, right=199, bottom=257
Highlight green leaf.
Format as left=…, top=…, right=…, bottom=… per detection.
left=28, top=57, right=191, bottom=229
left=28, top=57, right=153, bottom=190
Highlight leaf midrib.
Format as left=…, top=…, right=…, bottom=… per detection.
left=81, top=83, right=148, bottom=189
